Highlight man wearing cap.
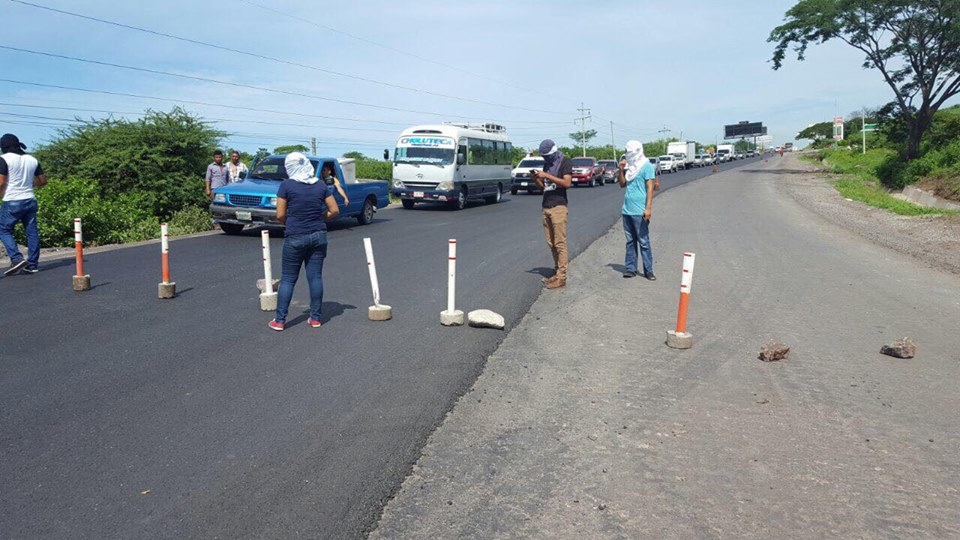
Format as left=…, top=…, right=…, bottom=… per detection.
left=0, top=133, right=47, bottom=275
left=530, top=139, right=573, bottom=289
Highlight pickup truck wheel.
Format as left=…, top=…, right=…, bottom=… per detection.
left=401, top=199, right=415, bottom=209
left=357, top=197, right=375, bottom=225
left=219, top=223, right=244, bottom=235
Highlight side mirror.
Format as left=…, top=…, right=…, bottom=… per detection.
left=239, top=171, right=247, bottom=179
left=383, top=149, right=390, bottom=161
left=457, top=154, right=466, bottom=165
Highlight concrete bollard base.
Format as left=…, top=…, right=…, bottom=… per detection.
left=158, top=282, right=177, bottom=299
left=368, top=304, right=392, bottom=321
left=666, top=330, right=693, bottom=349
left=440, top=309, right=464, bottom=326
left=72, top=275, right=91, bottom=292
left=259, top=292, right=278, bottom=311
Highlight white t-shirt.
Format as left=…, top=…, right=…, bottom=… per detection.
left=0, top=153, right=42, bottom=202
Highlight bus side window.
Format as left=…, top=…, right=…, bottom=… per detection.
left=458, top=145, right=467, bottom=165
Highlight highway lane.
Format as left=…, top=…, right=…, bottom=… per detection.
left=0, top=156, right=763, bottom=539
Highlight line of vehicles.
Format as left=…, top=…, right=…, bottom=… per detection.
left=208, top=122, right=763, bottom=234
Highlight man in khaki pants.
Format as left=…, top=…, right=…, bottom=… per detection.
left=531, top=139, right=573, bottom=289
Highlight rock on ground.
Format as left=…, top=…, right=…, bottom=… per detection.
left=467, top=309, right=505, bottom=330
left=759, top=341, right=790, bottom=362
left=256, top=278, right=280, bottom=293
left=881, top=338, right=917, bottom=359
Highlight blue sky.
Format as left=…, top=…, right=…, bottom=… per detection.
left=1, top=0, right=938, bottom=159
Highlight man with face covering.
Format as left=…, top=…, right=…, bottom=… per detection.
left=617, top=140, right=656, bottom=279
left=530, top=139, right=573, bottom=289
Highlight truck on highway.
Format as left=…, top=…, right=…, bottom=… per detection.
left=391, top=123, right=513, bottom=210
left=210, top=155, right=390, bottom=234
left=716, top=144, right=736, bottom=162
left=667, top=141, right=697, bottom=169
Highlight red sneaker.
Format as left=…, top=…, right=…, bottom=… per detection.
left=308, top=318, right=322, bottom=328
left=268, top=320, right=285, bottom=332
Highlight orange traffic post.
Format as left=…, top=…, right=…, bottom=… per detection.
left=158, top=223, right=176, bottom=299
left=71, top=218, right=91, bottom=291
left=666, top=252, right=696, bottom=349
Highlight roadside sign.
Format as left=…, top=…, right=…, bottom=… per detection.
left=833, top=117, right=844, bottom=141
left=863, top=123, right=879, bottom=132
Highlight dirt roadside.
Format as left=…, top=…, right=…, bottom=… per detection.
left=369, top=158, right=960, bottom=539
left=776, top=153, right=960, bottom=277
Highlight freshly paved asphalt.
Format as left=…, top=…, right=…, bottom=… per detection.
left=0, top=157, right=761, bottom=539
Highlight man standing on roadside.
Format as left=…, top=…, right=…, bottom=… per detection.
left=204, top=150, right=229, bottom=199
left=227, top=150, right=248, bottom=184
left=0, top=133, right=47, bottom=275
left=617, top=140, right=656, bottom=280
left=531, top=139, right=572, bottom=289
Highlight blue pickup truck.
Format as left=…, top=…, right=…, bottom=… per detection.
left=209, top=155, right=390, bottom=234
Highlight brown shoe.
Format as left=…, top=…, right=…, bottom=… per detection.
left=546, top=278, right=566, bottom=289
left=541, top=272, right=557, bottom=283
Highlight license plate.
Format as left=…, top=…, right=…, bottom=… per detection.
left=413, top=191, right=424, bottom=198
left=520, top=182, right=528, bottom=187
left=236, top=211, right=252, bottom=221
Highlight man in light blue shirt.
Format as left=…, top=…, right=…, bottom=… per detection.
left=617, top=140, right=656, bottom=279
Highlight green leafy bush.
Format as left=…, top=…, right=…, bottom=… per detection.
left=167, top=205, right=213, bottom=236
left=357, top=161, right=392, bottom=181
left=15, top=177, right=158, bottom=247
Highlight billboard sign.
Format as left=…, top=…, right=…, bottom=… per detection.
left=724, top=121, right=766, bottom=139
left=833, top=117, right=844, bottom=140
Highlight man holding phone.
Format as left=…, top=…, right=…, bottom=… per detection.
left=617, top=140, right=656, bottom=280
left=531, top=139, right=573, bottom=289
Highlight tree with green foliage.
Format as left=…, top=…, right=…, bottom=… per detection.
left=342, top=151, right=370, bottom=161
left=769, top=0, right=960, bottom=160
left=568, top=129, right=598, bottom=149
left=797, top=121, right=834, bottom=141
left=35, top=107, right=224, bottom=218
left=273, top=144, right=310, bottom=155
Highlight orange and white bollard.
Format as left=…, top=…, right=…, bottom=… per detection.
left=666, top=252, right=695, bottom=349
left=71, top=218, right=91, bottom=291
left=158, top=223, right=176, bottom=299
left=364, top=237, right=391, bottom=321
left=440, top=239, right=464, bottom=326
left=259, top=229, right=278, bottom=310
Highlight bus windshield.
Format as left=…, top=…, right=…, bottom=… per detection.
left=395, top=146, right=454, bottom=165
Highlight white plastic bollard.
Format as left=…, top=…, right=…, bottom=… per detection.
left=259, top=230, right=278, bottom=311
left=440, top=239, right=464, bottom=326
left=363, top=237, right=391, bottom=320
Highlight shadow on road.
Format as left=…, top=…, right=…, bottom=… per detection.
left=285, top=302, right=357, bottom=327
left=526, top=267, right=554, bottom=278
left=605, top=263, right=628, bottom=274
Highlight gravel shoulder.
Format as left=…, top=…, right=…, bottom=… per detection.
left=776, top=153, right=960, bottom=276
left=370, top=158, right=960, bottom=539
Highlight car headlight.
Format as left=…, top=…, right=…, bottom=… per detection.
left=213, top=193, right=226, bottom=203
left=269, top=197, right=278, bottom=207
left=437, top=180, right=454, bottom=191
left=392, top=179, right=405, bottom=189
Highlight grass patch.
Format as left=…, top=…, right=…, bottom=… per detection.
left=832, top=176, right=955, bottom=216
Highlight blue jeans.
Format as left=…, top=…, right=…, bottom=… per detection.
left=275, top=230, right=328, bottom=323
left=0, top=198, right=40, bottom=267
left=623, top=214, right=653, bottom=275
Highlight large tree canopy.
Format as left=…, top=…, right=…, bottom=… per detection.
left=769, top=0, right=960, bottom=159
left=797, top=121, right=835, bottom=141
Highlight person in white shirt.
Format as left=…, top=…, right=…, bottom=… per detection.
left=227, top=151, right=248, bottom=183
left=0, top=133, right=47, bottom=275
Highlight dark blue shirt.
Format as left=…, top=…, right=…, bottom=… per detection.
left=277, top=179, right=334, bottom=235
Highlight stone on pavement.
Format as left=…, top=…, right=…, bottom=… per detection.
left=467, top=309, right=504, bottom=329
left=368, top=304, right=392, bottom=321
left=259, top=292, right=277, bottom=311
left=256, top=278, right=280, bottom=293
left=158, top=282, right=176, bottom=299
left=72, top=274, right=91, bottom=292
left=666, top=330, right=693, bottom=349
left=881, top=337, right=917, bottom=359
left=759, top=340, right=790, bottom=362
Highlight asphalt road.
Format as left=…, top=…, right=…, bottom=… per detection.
left=0, top=157, right=762, bottom=539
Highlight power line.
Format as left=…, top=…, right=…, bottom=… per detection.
left=236, top=0, right=568, bottom=102
left=0, top=45, right=490, bottom=118
left=8, top=0, right=565, bottom=115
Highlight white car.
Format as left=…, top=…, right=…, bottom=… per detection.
left=510, top=156, right=545, bottom=194
left=657, top=155, right=679, bottom=173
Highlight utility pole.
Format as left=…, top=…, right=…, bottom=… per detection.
left=577, top=102, right=591, bottom=157
left=311, top=137, right=317, bottom=156
left=609, top=121, right=616, bottom=160
left=862, top=107, right=866, bottom=155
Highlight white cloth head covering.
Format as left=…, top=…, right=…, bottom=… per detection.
left=623, top=140, right=648, bottom=182
left=284, top=152, right=317, bottom=184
